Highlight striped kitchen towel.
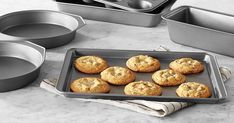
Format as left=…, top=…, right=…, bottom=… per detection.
left=40, top=67, right=230, bottom=117
left=40, top=46, right=231, bottom=117
left=40, top=79, right=193, bottom=117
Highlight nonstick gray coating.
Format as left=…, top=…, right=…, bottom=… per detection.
left=0, top=10, right=85, bottom=48
left=0, top=42, right=45, bottom=92
left=2, top=24, right=71, bottom=39
left=57, top=49, right=227, bottom=103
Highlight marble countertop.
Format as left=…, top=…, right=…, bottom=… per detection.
left=0, top=0, right=234, bottom=123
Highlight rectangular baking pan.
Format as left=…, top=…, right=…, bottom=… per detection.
left=162, top=6, right=234, bottom=57
left=56, top=48, right=227, bottom=103
left=93, top=0, right=168, bottom=13
left=55, top=0, right=173, bottom=27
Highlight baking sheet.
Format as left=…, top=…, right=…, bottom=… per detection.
left=56, top=49, right=227, bottom=103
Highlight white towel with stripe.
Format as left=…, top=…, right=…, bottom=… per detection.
left=40, top=70, right=229, bottom=117
left=40, top=79, right=193, bottom=117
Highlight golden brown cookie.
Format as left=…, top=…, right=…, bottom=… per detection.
left=100, top=66, right=135, bottom=85
left=152, top=69, right=186, bottom=86
left=70, top=77, right=110, bottom=93
left=169, top=58, right=204, bottom=74
left=74, top=56, right=108, bottom=74
left=176, top=82, right=211, bottom=98
left=126, top=55, right=160, bottom=72
left=124, top=81, right=162, bottom=96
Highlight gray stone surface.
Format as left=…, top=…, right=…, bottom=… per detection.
left=0, top=0, right=234, bottom=123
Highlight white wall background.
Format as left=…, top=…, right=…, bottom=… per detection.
left=172, top=0, right=234, bottom=15
left=0, top=0, right=58, bottom=16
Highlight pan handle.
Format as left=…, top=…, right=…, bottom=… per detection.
left=67, top=13, right=86, bottom=29
left=75, top=15, right=86, bottom=29
left=156, top=45, right=232, bottom=83
left=18, top=41, right=46, bottom=59
left=219, top=67, right=232, bottom=82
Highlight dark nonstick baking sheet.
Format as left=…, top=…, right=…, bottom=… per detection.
left=56, top=48, right=227, bottom=103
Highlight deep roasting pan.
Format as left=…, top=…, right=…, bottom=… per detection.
left=92, top=0, right=168, bottom=12
left=162, top=6, right=234, bottom=57
left=55, top=0, right=173, bottom=27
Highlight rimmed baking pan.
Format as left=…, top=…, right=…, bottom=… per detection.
left=162, top=6, right=234, bottom=57
left=93, top=0, right=168, bottom=12
left=56, top=48, right=227, bottom=103
left=0, top=10, right=86, bottom=48
left=0, top=41, right=45, bottom=92
left=55, top=0, right=173, bottom=27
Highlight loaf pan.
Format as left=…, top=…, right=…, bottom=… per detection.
left=0, top=41, right=45, bottom=92
left=55, top=0, right=172, bottom=27
left=0, top=10, right=85, bottom=48
left=162, top=6, right=234, bottom=57
left=56, top=48, right=227, bottom=103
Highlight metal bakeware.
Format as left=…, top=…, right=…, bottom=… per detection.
left=83, top=0, right=95, bottom=3
left=0, top=10, right=86, bottom=48
left=0, top=41, right=45, bottom=92
left=93, top=0, right=168, bottom=12
left=56, top=48, right=227, bottom=103
left=55, top=0, right=172, bottom=27
left=162, top=6, right=234, bottom=57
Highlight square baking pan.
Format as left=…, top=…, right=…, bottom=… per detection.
left=56, top=48, right=227, bottom=103
left=162, top=6, right=234, bottom=57
left=55, top=0, right=173, bottom=27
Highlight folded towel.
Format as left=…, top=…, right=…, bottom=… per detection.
left=40, top=79, right=193, bottom=117
left=171, top=0, right=234, bottom=15
left=40, top=70, right=230, bottom=117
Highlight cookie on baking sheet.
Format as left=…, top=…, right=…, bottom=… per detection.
left=152, top=69, right=186, bottom=86
left=176, top=82, right=211, bottom=98
left=126, top=55, right=160, bottom=72
left=70, top=77, right=110, bottom=93
left=74, top=56, right=108, bottom=74
left=100, top=66, right=135, bottom=85
left=124, top=81, right=162, bottom=96
left=169, top=58, right=204, bottom=74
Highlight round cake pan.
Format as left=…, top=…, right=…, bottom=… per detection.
left=0, top=10, right=86, bottom=48
left=0, top=41, right=45, bottom=92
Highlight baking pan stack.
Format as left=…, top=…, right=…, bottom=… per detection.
left=55, top=0, right=172, bottom=27
left=0, top=10, right=86, bottom=92
left=0, top=1, right=231, bottom=105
